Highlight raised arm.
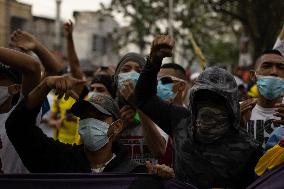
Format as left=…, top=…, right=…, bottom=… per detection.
left=64, top=20, right=84, bottom=80
left=134, top=35, right=189, bottom=135
left=5, top=75, right=85, bottom=172
left=10, top=30, right=64, bottom=77
left=0, top=47, right=41, bottom=95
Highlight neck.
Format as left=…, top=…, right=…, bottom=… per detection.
left=85, top=142, right=113, bottom=168
left=173, top=93, right=183, bottom=106
left=257, top=96, right=282, bottom=108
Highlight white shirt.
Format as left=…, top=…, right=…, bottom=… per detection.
left=0, top=94, right=29, bottom=173
left=91, top=153, right=116, bottom=173
left=248, top=99, right=284, bottom=147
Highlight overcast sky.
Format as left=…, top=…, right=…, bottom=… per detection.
left=18, top=0, right=111, bottom=20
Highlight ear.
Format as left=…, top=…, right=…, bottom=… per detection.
left=110, top=119, right=124, bottom=136
left=178, top=82, right=186, bottom=92
left=173, top=82, right=186, bottom=93
left=8, top=84, right=21, bottom=95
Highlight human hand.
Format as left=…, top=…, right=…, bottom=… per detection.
left=10, top=30, right=38, bottom=51
left=64, top=20, right=73, bottom=39
left=240, top=98, right=257, bottom=127
left=146, top=161, right=175, bottom=179
left=150, top=35, right=175, bottom=63
left=119, top=80, right=136, bottom=106
left=120, top=105, right=136, bottom=124
left=45, top=75, right=86, bottom=100
left=273, top=103, right=284, bottom=125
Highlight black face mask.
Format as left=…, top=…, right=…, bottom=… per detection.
left=195, top=106, right=230, bottom=143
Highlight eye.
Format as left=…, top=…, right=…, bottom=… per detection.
left=121, top=65, right=131, bottom=73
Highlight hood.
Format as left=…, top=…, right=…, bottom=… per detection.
left=113, top=52, right=146, bottom=95
left=189, top=66, right=240, bottom=130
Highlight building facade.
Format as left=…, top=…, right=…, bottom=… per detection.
left=0, top=0, right=32, bottom=47
left=73, top=11, right=120, bottom=70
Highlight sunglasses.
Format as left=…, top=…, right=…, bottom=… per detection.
left=158, top=76, right=186, bottom=85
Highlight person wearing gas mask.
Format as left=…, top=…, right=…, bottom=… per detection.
left=5, top=75, right=147, bottom=173
left=0, top=47, right=41, bottom=174
left=135, top=35, right=261, bottom=188
left=113, top=52, right=169, bottom=164
left=241, top=50, right=284, bottom=147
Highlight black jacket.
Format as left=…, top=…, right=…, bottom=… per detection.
left=135, top=61, right=262, bottom=188
left=5, top=100, right=146, bottom=173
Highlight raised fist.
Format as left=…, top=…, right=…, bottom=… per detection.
left=45, top=75, right=86, bottom=100
left=10, top=30, right=38, bottom=51
left=63, top=20, right=74, bottom=39
left=150, top=35, right=175, bottom=62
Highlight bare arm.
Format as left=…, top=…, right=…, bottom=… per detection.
left=26, top=75, right=85, bottom=109
left=0, top=47, right=41, bottom=95
left=139, top=110, right=167, bottom=158
left=10, top=30, right=64, bottom=77
left=64, top=20, right=84, bottom=80
left=119, top=80, right=167, bottom=157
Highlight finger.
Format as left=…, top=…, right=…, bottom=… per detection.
left=272, top=120, right=284, bottom=125
left=56, top=79, right=63, bottom=96
left=275, top=103, right=284, bottom=108
left=64, top=92, right=70, bottom=101
left=240, top=105, right=253, bottom=112
left=276, top=108, right=284, bottom=113
left=62, top=78, right=68, bottom=93
left=121, top=110, right=135, bottom=120
left=120, top=105, right=132, bottom=113
left=273, top=112, right=284, bottom=119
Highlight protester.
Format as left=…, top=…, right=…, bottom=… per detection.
left=0, top=47, right=41, bottom=173
left=89, top=74, right=115, bottom=98
left=113, top=52, right=169, bottom=164
left=158, top=63, right=188, bottom=106
left=242, top=50, right=284, bottom=147
left=5, top=75, right=148, bottom=173
left=134, top=35, right=262, bottom=188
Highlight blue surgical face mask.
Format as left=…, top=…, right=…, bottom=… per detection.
left=157, top=82, right=177, bottom=101
left=118, top=71, right=140, bottom=88
left=79, top=118, right=111, bottom=152
left=256, top=75, right=284, bottom=100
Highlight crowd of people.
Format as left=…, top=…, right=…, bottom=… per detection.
left=0, top=19, right=284, bottom=189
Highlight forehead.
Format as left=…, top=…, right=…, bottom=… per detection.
left=258, top=54, right=284, bottom=66
left=91, top=83, right=107, bottom=89
left=122, top=61, right=140, bottom=68
left=158, top=68, right=178, bottom=78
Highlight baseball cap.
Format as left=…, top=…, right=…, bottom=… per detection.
left=71, top=94, right=120, bottom=120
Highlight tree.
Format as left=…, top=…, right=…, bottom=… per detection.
left=107, top=0, right=284, bottom=66
left=206, top=0, right=284, bottom=61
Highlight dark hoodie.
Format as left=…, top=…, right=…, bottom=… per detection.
left=135, top=61, right=262, bottom=188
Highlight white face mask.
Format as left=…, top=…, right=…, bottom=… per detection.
left=0, top=86, right=10, bottom=106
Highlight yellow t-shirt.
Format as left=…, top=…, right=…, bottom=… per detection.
left=51, top=96, right=80, bottom=144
